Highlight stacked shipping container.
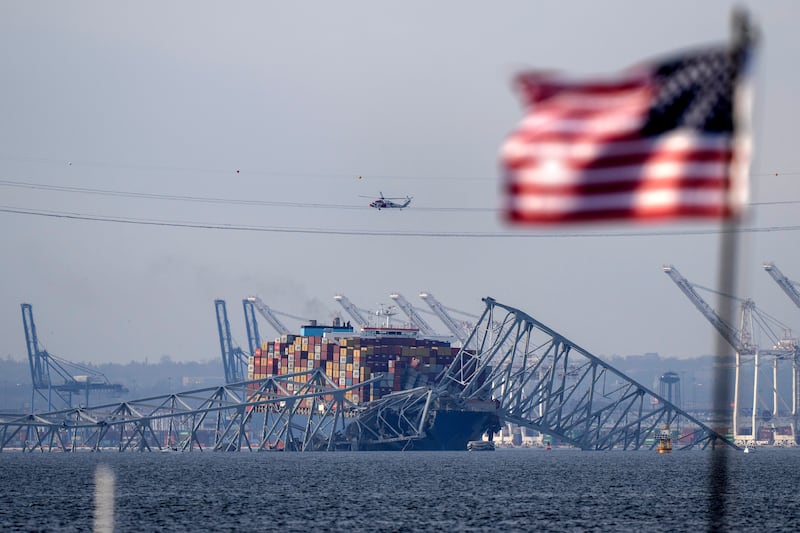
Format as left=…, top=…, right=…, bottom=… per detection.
left=248, top=333, right=458, bottom=405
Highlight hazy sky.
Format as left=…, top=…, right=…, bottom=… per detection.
left=2, top=1, right=799, bottom=366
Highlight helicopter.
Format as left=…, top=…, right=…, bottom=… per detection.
left=367, top=192, right=412, bottom=210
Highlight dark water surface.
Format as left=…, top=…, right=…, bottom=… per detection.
left=1, top=448, right=799, bottom=532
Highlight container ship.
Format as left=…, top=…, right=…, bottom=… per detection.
left=247, top=318, right=500, bottom=450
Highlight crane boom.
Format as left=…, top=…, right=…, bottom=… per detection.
left=242, top=299, right=262, bottom=356
left=20, top=303, right=127, bottom=411
left=246, top=296, right=291, bottom=336
left=389, top=292, right=437, bottom=336
left=333, top=294, right=370, bottom=328
left=418, top=292, right=467, bottom=343
left=214, top=300, right=248, bottom=384
left=21, top=303, right=49, bottom=389
left=662, top=265, right=752, bottom=353
left=763, top=262, right=800, bottom=309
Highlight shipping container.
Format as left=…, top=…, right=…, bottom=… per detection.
left=248, top=328, right=459, bottom=403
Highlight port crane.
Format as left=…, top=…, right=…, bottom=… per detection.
left=333, top=294, right=371, bottom=329
left=418, top=292, right=471, bottom=344
left=763, top=262, right=800, bottom=309
left=21, top=303, right=127, bottom=412
left=663, top=265, right=798, bottom=357
left=763, top=262, right=800, bottom=427
left=245, top=296, right=293, bottom=336
left=214, top=300, right=249, bottom=384
left=663, top=265, right=799, bottom=443
left=662, top=265, right=757, bottom=355
left=242, top=298, right=262, bottom=356
left=389, top=292, right=438, bottom=336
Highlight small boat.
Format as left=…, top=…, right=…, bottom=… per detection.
left=656, top=427, right=672, bottom=454
left=467, top=440, right=495, bottom=451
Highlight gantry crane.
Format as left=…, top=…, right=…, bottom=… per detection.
left=418, top=292, right=470, bottom=344
left=663, top=265, right=799, bottom=442
left=389, top=292, right=437, bottom=336
left=214, top=300, right=249, bottom=384
left=246, top=296, right=292, bottom=336
left=21, top=303, right=127, bottom=412
left=662, top=265, right=757, bottom=355
left=664, top=265, right=796, bottom=356
left=242, top=298, right=262, bottom=356
left=763, top=262, right=800, bottom=309
left=333, top=294, right=370, bottom=329
left=763, top=262, right=800, bottom=431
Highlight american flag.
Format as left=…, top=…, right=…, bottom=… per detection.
left=500, top=44, right=753, bottom=223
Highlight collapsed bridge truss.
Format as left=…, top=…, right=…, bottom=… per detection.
left=0, top=369, right=372, bottom=453
left=1, top=298, right=738, bottom=452
left=437, top=297, right=737, bottom=451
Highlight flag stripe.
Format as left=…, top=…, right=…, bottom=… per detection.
left=525, top=89, right=652, bottom=117
left=503, top=133, right=732, bottom=164
left=505, top=147, right=733, bottom=173
left=510, top=188, right=731, bottom=212
left=506, top=204, right=734, bottom=224
left=516, top=114, right=645, bottom=138
left=512, top=159, right=731, bottom=185
left=509, top=176, right=730, bottom=197
left=516, top=72, right=650, bottom=104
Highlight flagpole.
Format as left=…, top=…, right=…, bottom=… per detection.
left=707, top=9, right=754, bottom=532
left=708, top=218, right=738, bottom=531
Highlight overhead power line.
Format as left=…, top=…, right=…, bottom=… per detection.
left=0, top=179, right=494, bottom=212
left=0, top=178, right=797, bottom=212
left=2, top=205, right=800, bottom=238
left=0, top=179, right=362, bottom=209
left=1, top=154, right=798, bottom=181
left=0, top=155, right=492, bottom=181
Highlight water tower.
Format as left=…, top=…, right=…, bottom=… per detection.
left=659, top=371, right=682, bottom=409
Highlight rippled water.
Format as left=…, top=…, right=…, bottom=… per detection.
left=1, top=448, right=799, bottom=532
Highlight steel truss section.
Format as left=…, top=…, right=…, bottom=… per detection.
left=437, top=297, right=739, bottom=451
left=0, top=370, right=374, bottom=453
left=346, top=387, right=434, bottom=450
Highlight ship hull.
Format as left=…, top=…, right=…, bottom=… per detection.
left=358, top=409, right=499, bottom=451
